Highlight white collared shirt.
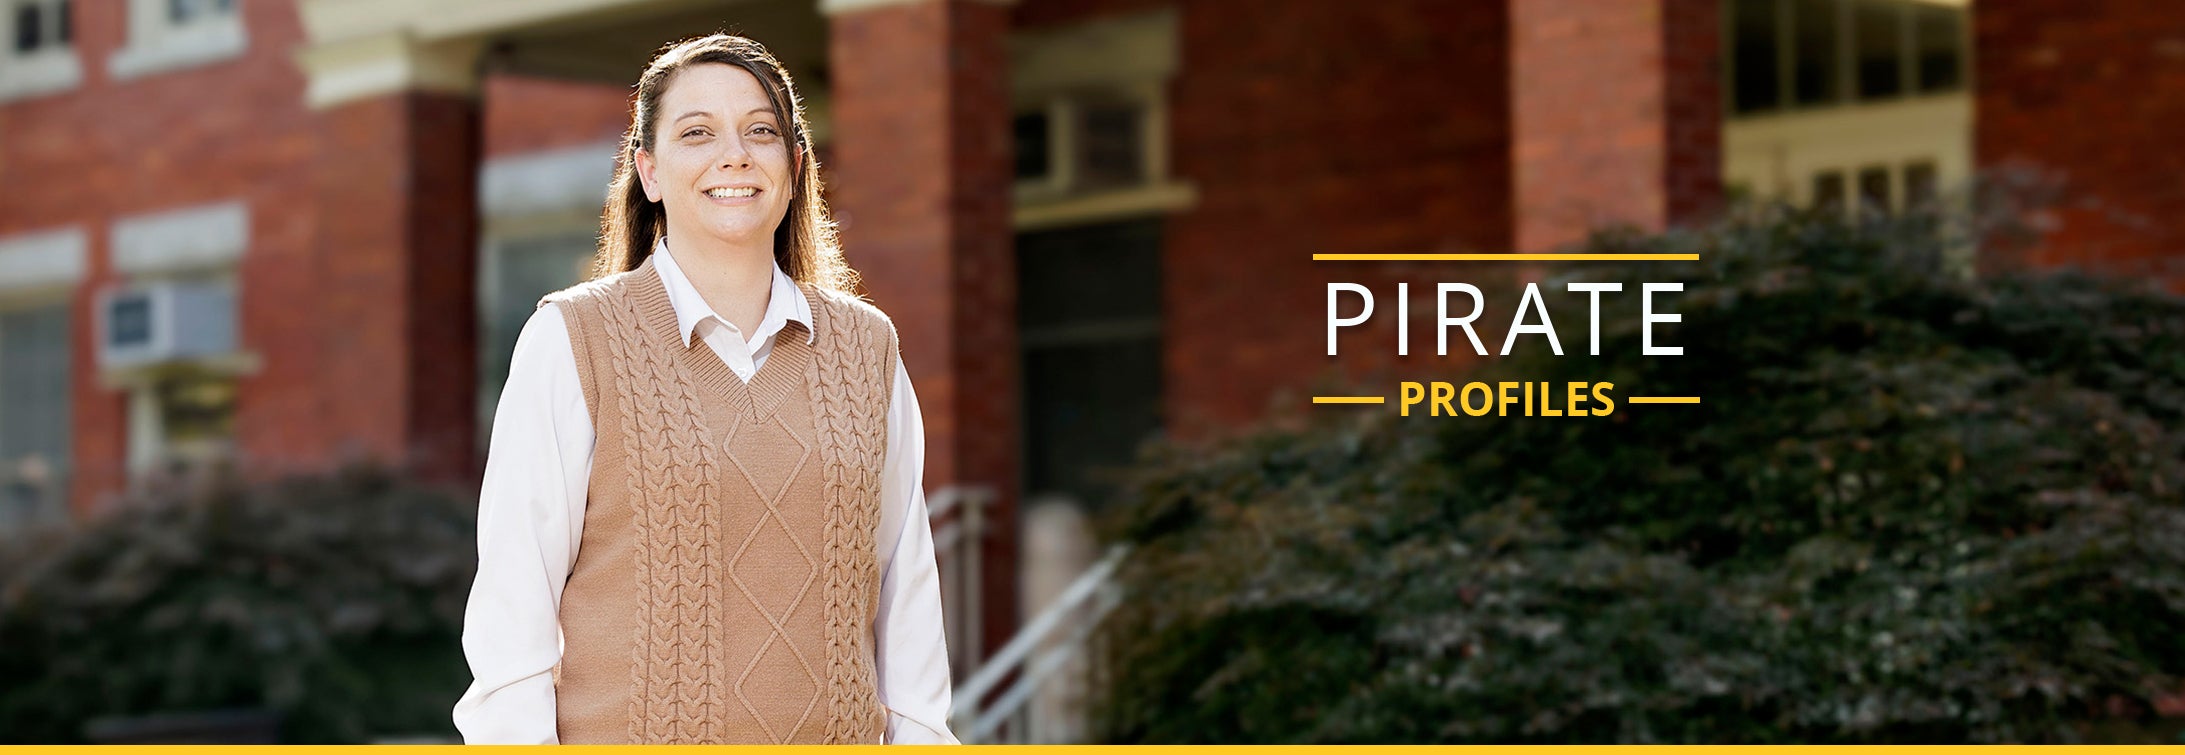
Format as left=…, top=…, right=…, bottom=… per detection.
left=452, top=239, right=959, bottom=744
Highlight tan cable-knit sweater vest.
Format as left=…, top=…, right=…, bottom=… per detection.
left=538, top=256, right=895, bottom=744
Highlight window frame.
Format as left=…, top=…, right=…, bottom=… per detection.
left=0, top=295, right=74, bottom=534
left=0, top=226, right=78, bottom=533
left=0, top=0, right=82, bottom=104
left=107, top=0, right=246, bottom=81
left=1724, top=0, right=1971, bottom=118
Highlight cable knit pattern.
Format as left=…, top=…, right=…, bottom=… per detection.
left=596, top=271, right=730, bottom=743
left=806, top=284, right=897, bottom=743
left=540, top=258, right=894, bottom=744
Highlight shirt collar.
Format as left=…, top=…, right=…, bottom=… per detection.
left=651, top=237, right=815, bottom=348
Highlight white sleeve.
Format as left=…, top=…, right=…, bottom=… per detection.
left=874, top=356, right=962, bottom=744
left=451, top=303, right=595, bottom=745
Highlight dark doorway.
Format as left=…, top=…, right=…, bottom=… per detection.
left=1016, top=219, right=1164, bottom=513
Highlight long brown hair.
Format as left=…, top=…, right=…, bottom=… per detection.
left=592, top=34, right=852, bottom=292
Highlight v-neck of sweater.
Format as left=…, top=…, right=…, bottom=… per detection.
left=631, top=256, right=824, bottom=421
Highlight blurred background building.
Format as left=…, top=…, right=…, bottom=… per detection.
left=0, top=0, right=2179, bottom=740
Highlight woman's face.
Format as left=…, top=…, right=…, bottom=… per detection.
left=636, top=63, right=796, bottom=252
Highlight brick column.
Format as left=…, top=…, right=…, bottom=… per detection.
left=1511, top=0, right=1721, bottom=252
left=824, top=0, right=1020, bottom=662
left=1976, top=0, right=2185, bottom=289
left=300, top=34, right=484, bottom=483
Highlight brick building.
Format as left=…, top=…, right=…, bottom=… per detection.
left=0, top=0, right=2177, bottom=697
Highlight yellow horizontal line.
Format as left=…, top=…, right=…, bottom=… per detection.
left=0, top=745, right=2150, bottom=753
left=1627, top=396, right=1702, bottom=404
left=1312, top=396, right=1387, bottom=404
left=1314, top=253, right=1700, bottom=262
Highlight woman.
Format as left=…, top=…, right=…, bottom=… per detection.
left=451, top=34, right=957, bottom=745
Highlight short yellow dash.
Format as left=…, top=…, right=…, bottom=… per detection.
left=1313, top=396, right=1387, bottom=405
left=1313, top=253, right=1701, bottom=262
left=1627, top=396, right=1703, bottom=404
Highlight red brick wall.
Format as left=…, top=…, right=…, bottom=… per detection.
left=0, top=0, right=321, bottom=512
left=1976, top=0, right=2185, bottom=289
left=311, top=92, right=479, bottom=482
left=1006, top=0, right=1718, bottom=434
left=1664, top=0, right=1725, bottom=226
left=829, top=0, right=1022, bottom=660
left=1161, top=0, right=1516, bottom=433
left=481, top=74, right=632, bottom=158
left=1512, top=0, right=1723, bottom=254
left=0, top=2, right=645, bottom=511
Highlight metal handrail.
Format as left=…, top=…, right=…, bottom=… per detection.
left=950, top=543, right=1130, bottom=742
left=927, top=485, right=993, bottom=686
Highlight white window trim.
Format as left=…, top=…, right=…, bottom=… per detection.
left=1008, top=9, right=1195, bottom=230
left=108, top=0, right=247, bottom=81
left=0, top=0, right=83, bottom=104
left=0, top=226, right=87, bottom=298
left=111, top=199, right=249, bottom=275
left=478, top=142, right=618, bottom=219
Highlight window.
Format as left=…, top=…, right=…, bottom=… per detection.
left=1015, top=92, right=1159, bottom=197
left=1812, top=170, right=1847, bottom=213
left=1727, top=0, right=1967, bottom=115
left=102, top=275, right=242, bottom=478
left=1857, top=164, right=1893, bottom=214
left=477, top=233, right=596, bottom=448
left=1730, top=0, right=1780, bottom=114
left=1904, top=160, right=1939, bottom=208
left=1809, top=160, right=1946, bottom=216
left=165, top=0, right=232, bottom=24
left=1852, top=0, right=1904, bottom=99
left=0, top=301, right=71, bottom=533
left=1014, top=111, right=1053, bottom=183
left=109, top=0, right=246, bottom=80
left=0, top=0, right=82, bottom=103
left=1009, top=8, right=1194, bottom=229
left=1790, top=0, right=1839, bottom=106
left=11, top=0, right=66, bottom=53
left=104, top=202, right=248, bottom=478
left=1018, top=219, right=1164, bottom=513
left=1073, top=99, right=1148, bottom=191
left=1912, top=3, right=1964, bottom=92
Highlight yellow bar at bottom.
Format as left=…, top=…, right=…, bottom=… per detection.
left=0, top=744, right=2167, bottom=753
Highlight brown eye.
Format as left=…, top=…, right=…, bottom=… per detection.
left=752, top=125, right=780, bottom=137
left=682, top=127, right=709, bottom=138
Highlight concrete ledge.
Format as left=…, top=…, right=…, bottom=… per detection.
left=112, top=200, right=250, bottom=275
left=1015, top=181, right=1197, bottom=232
left=0, top=227, right=88, bottom=295
left=479, top=142, right=620, bottom=218
left=1010, top=7, right=1177, bottom=97
left=108, top=18, right=248, bottom=80
left=297, top=31, right=484, bottom=109
left=0, top=48, right=84, bottom=104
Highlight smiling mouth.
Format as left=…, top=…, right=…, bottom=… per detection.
left=704, top=187, right=759, bottom=198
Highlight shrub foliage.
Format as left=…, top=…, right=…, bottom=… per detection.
left=1095, top=213, right=2185, bottom=743
left=0, top=468, right=475, bottom=743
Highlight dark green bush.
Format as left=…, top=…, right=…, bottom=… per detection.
left=1095, top=210, right=2185, bottom=743
left=0, top=467, right=475, bottom=743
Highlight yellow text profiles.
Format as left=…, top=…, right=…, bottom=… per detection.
left=1398, top=381, right=1617, bottom=417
